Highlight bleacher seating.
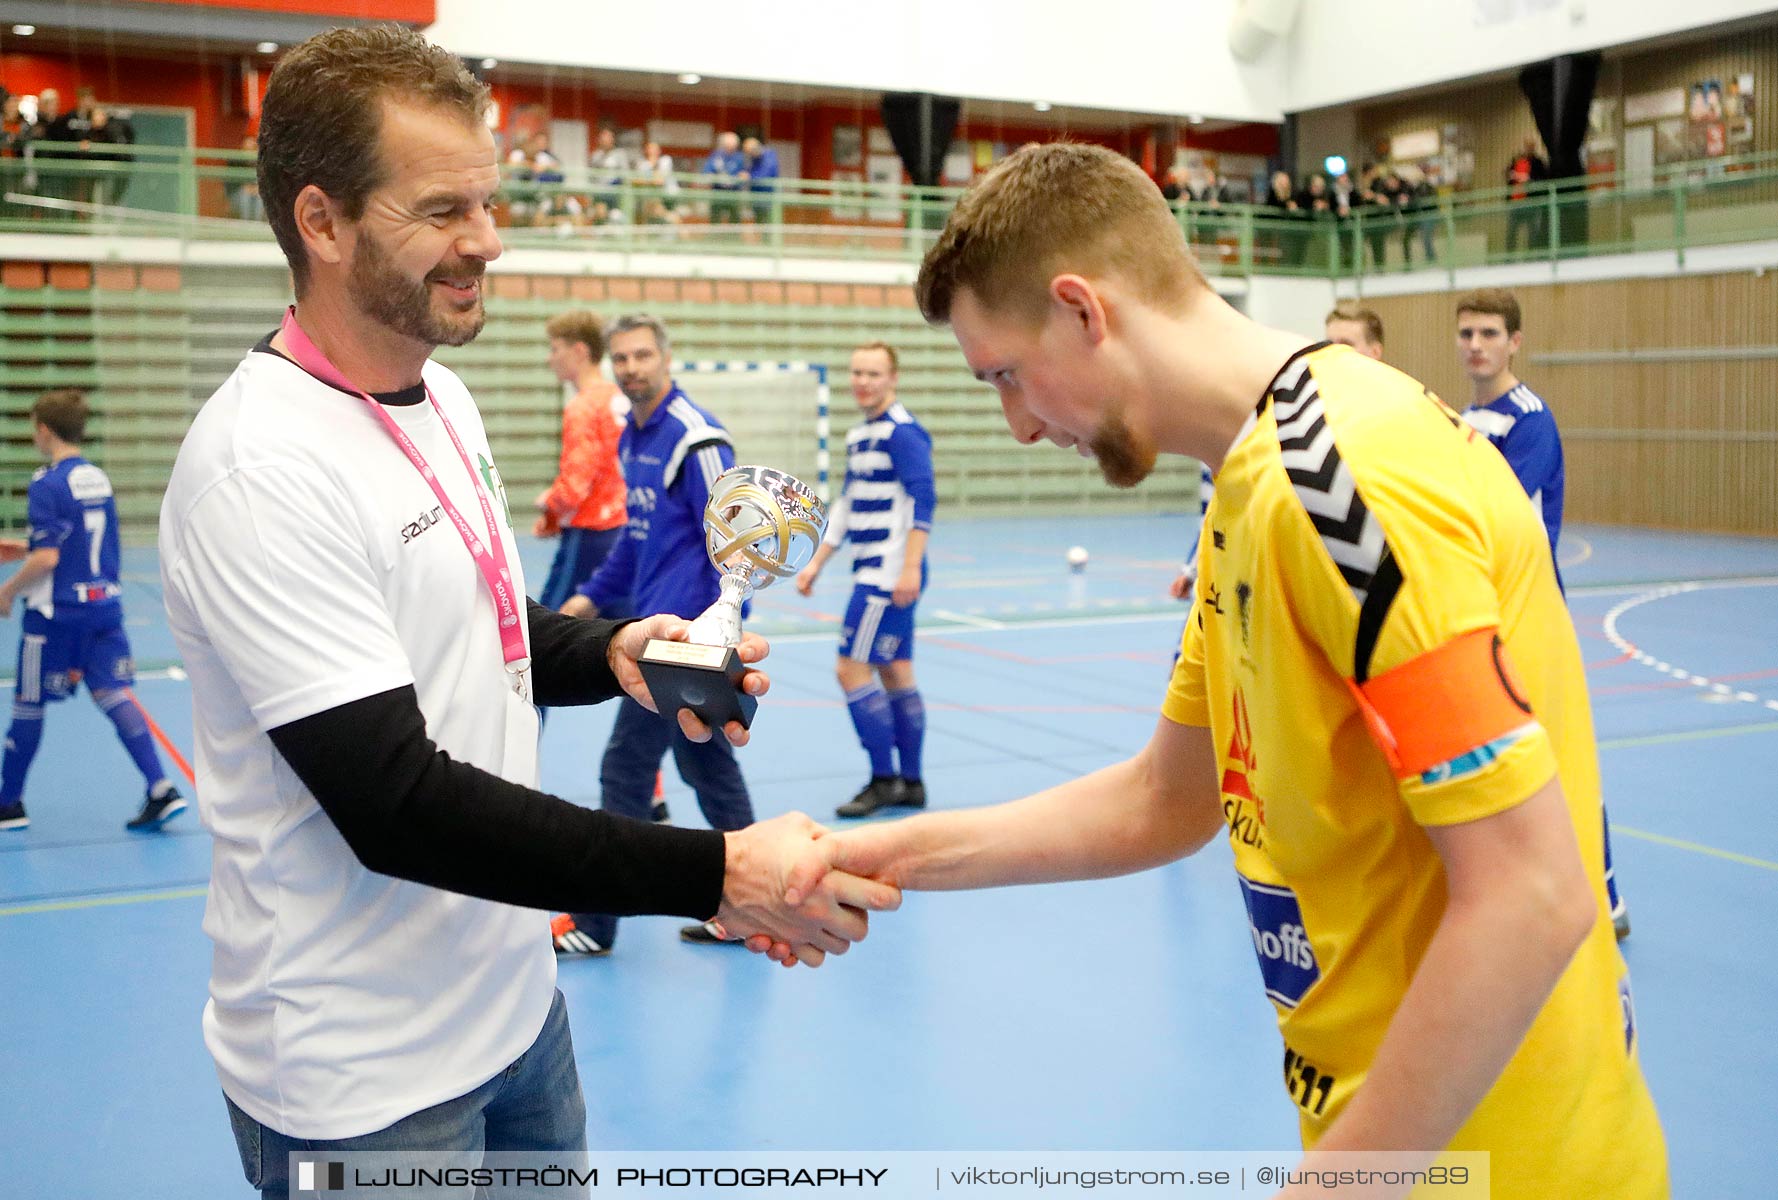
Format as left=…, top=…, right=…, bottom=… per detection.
left=0, top=262, right=1197, bottom=539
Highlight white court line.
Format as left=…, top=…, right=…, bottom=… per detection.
left=1600, top=578, right=1778, bottom=714
left=0, top=665, right=186, bottom=694
left=930, top=609, right=1010, bottom=631
left=772, top=609, right=1180, bottom=645
left=1571, top=573, right=1778, bottom=598
left=1557, top=533, right=1593, bottom=569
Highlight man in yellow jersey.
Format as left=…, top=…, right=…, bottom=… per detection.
left=776, top=143, right=1666, bottom=1197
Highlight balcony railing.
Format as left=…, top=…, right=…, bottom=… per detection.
left=5, top=142, right=1777, bottom=278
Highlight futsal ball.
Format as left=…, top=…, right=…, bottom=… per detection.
left=1066, top=545, right=1090, bottom=572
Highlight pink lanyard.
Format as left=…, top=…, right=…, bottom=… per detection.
left=277, top=307, right=529, bottom=680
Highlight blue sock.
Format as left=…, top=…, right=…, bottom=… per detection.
left=887, top=686, right=925, bottom=782
left=94, top=690, right=168, bottom=791
left=1, top=701, right=45, bottom=803
left=844, top=681, right=897, bottom=778
left=1603, top=807, right=1624, bottom=911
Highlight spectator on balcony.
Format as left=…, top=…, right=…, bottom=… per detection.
left=1298, top=172, right=1340, bottom=271
left=703, top=130, right=744, bottom=224
left=531, top=138, right=584, bottom=229
left=504, top=131, right=541, bottom=225
left=26, top=89, right=83, bottom=211
left=4, top=92, right=36, bottom=214
left=1377, top=166, right=1416, bottom=267
left=1273, top=168, right=1315, bottom=268
left=640, top=140, right=678, bottom=208
left=589, top=126, right=631, bottom=209
left=1405, top=165, right=1441, bottom=266
left=1264, top=169, right=1303, bottom=266
left=27, top=87, right=63, bottom=142
left=228, top=133, right=265, bottom=222
left=1356, top=163, right=1393, bottom=270
left=1159, top=165, right=1188, bottom=202
left=1504, top=137, right=1548, bottom=257
left=741, top=135, right=780, bottom=226
left=2, top=92, right=25, bottom=157
left=641, top=197, right=681, bottom=238
left=75, top=105, right=135, bottom=210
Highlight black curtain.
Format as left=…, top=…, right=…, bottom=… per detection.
left=879, top=92, right=961, bottom=189
left=1518, top=52, right=1601, bottom=252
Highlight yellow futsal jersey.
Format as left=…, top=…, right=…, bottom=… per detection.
left=1163, top=344, right=1667, bottom=1197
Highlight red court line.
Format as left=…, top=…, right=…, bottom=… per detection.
left=922, top=636, right=1043, bottom=665
left=127, top=690, right=196, bottom=785
left=742, top=696, right=1152, bottom=714
left=1586, top=651, right=1634, bottom=669
left=1591, top=665, right=1778, bottom=698
left=923, top=636, right=1176, bottom=668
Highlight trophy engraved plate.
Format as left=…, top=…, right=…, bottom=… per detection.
left=639, top=465, right=827, bottom=730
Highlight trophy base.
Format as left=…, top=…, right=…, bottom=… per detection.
left=637, top=639, right=759, bottom=731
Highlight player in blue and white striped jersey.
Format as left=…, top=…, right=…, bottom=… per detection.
left=0, top=390, right=183, bottom=832
left=1457, top=288, right=1625, bottom=938
left=796, top=343, right=937, bottom=819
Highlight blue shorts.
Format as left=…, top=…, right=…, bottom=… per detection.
left=15, top=606, right=135, bottom=703
left=839, top=586, right=916, bottom=665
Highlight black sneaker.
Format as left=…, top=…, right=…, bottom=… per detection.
left=680, top=920, right=739, bottom=944
left=551, top=914, right=610, bottom=956
left=898, top=779, right=927, bottom=809
left=0, top=800, right=27, bottom=831
left=126, top=787, right=187, bottom=832
left=651, top=800, right=672, bottom=824
left=836, top=776, right=905, bottom=819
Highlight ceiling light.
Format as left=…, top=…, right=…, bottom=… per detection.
left=12, top=24, right=36, bottom=36
left=256, top=41, right=279, bottom=54
left=678, top=73, right=702, bottom=85
left=481, top=57, right=498, bottom=70
left=1033, top=100, right=1052, bottom=113
left=1188, top=112, right=1205, bottom=125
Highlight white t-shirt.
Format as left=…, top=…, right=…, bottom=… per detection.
left=159, top=347, right=555, bottom=1140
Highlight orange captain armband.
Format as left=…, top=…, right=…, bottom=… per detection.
left=1345, top=627, right=1536, bottom=780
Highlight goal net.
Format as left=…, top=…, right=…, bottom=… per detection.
left=672, top=362, right=832, bottom=503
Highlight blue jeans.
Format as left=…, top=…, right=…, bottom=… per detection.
left=225, top=989, right=586, bottom=1199
left=575, top=697, right=753, bottom=948
left=537, top=526, right=622, bottom=614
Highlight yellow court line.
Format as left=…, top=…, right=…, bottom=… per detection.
left=1611, top=826, right=1778, bottom=872
left=0, top=885, right=207, bottom=917
left=1598, top=719, right=1778, bottom=751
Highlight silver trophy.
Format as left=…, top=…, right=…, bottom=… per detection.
left=638, top=465, right=827, bottom=729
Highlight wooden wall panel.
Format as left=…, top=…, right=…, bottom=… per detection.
left=1355, top=269, right=1778, bottom=534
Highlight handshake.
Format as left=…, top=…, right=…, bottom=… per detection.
left=607, top=612, right=917, bottom=969
left=709, top=812, right=906, bottom=969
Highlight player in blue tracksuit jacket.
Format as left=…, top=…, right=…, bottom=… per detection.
left=0, top=390, right=184, bottom=832
left=556, top=316, right=754, bottom=954
left=795, top=342, right=936, bottom=820
left=1457, top=289, right=1625, bottom=938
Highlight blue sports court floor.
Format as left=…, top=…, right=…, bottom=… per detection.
left=2, top=515, right=1775, bottom=1197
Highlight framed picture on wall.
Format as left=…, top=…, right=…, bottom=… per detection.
left=942, top=140, right=972, bottom=184
left=867, top=153, right=904, bottom=222
left=1727, top=74, right=1755, bottom=149
left=833, top=125, right=862, bottom=169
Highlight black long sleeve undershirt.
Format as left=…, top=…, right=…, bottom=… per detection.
left=264, top=602, right=725, bottom=917
left=525, top=600, right=632, bottom=707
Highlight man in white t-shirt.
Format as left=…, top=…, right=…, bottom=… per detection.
left=160, top=26, right=896, bottom=1198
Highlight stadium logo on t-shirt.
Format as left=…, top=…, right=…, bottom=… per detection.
left=400, top=505, right=444, bottom=545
